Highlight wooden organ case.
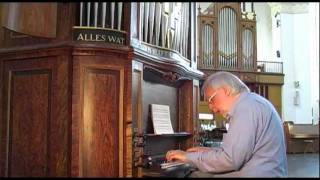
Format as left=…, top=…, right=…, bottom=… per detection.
left=0, top=2, right=202, bottom=177
left=130, top=2, right=202, bottom=177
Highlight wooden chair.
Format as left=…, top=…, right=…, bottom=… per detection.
left=283, top=121, right=294, bottom=153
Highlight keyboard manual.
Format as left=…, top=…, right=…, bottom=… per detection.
left=160, top=161, right=186, bottom=169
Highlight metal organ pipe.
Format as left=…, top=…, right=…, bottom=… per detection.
left=181, top=4, right=186, bottom=56
left=80, top=2, right=83, bottom=26
left=208, top=25, right=210, bottom=67
left=184, top=4, right=189, bottom=58
left=233, top=11, right=236, bottom=69
left=161, top=3, right=167, bottom=47
left=228, top=8, right=230, bottom=69
left=102, top=3, right=106, bottom=28
left=229, top=9, right=232, bottom=69
left=78, top=2, right=124, bottom=31
left=219, top=10, right=222, bottom=68
left=111, top=2, right=115, bottom=29
left=208, top=26, right=210, bottom=67
left=94, top=2, right=98, bottom=27
left=87, top=2, right=91, bottom=26
left=154, top=3, right=161, bottom=46
left=203, top=26, right=206, bottom=67
left=139, top=3, right=144, bottom=41
left=205, top=26, right=208, bottom=68
left=184, top=3, right=189, bottom=58
left=144, top=3, right=149, bottom=42
left=148, top=2, right=155, bottom=44
left=118, top=3, right=123, bottom=30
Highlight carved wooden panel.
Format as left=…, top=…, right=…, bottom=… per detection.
left=9, top=70, right=51, bottom=177
left=0, top=55, right=70, bottom=177
left=71, top=50, right=129, bottom=177
left=82, top=68, right=120, bottom=177
left=71, top=47, right=131, bottom=177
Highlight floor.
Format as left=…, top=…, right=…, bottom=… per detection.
left=287, top=153, right=319, bottom=177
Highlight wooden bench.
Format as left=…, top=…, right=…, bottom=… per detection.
left=283, top=121, right=319, bottom=153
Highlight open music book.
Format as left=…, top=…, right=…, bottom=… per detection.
left=151, top=104, right=174, bottom=134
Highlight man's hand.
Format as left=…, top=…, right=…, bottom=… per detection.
left=166, top=150, right=187, bottom=162
left=186, top=146, right=211, bottom=152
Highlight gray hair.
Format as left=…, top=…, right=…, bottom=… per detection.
left=201, top=71, right=250, bottom=96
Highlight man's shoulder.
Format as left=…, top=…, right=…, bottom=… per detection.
left=237, top=92, right=273, bottom=111
left=245, top=92, right=269, bottom=104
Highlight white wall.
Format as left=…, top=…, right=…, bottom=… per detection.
left=197, top=2, right=211, bottom=12
left=309, top=3, right=319, bottom=124
left=247, top=3, right=319, bottom=124
left=293, top=13, right=312, bottom=124
left=255, top=3, right=273, bottom=62
left=281, top=11, right=318, bottom=124
left=281, top=14, right=296, bottom=122
left=271, top=11, right=282, bottom=62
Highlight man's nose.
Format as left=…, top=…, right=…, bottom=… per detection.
left=208, top=103, right=218, bottom=113
left=212, top=107, right=218, bottom=113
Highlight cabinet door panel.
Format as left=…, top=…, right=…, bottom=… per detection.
left=82, top=68, right=120, bottom=177
left=1, top=56, right=70, bottom=177
left=9, top=70, right=51, bottom=177
left=71, top=53, right=128, bottom=177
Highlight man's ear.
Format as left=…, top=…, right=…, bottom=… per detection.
left=223, top=86, right=231, bottom=96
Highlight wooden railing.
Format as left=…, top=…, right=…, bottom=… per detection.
left=198, top=60, right=283, bottom=74
left=257, top=61, right=283, bottom=74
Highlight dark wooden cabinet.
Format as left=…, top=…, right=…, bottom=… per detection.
left=0, top=48, right=71, bottom=177
left=0, top=44, right=132, bottom=177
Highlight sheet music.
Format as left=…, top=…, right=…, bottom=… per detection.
left=151, top=104, right=174, bottom=134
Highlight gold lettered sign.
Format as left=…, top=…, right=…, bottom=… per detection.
left=72, top=26, right=126, bottom=45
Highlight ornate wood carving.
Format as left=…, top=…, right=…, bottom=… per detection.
left=143, top=65, right=191, bottom=87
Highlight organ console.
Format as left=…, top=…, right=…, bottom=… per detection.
left=132, top=128, right=196, bottom=177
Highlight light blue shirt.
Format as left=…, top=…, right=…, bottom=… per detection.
left=186, top=92, right=288, bottom=177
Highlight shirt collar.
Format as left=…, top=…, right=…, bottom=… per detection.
left=226, top=92, right=249, bottom=121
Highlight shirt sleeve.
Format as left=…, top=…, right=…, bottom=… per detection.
left=186, top=104, right=258, bottom=173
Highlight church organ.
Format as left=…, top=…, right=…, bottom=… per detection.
left=197, top=3, right=284, bottom=117
left=130, top=3, right=202, bottom=177
left=198, top=3, right=257, bottom=71
left=0, top=2, right=202, bottom=177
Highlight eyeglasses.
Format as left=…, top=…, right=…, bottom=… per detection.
left=207, top=91, right=217, bottom=104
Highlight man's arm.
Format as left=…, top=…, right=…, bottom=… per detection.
left=186, top=105, right=258, bottom=173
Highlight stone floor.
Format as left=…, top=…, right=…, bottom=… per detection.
left=287, top=153, right=319, bottom=177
